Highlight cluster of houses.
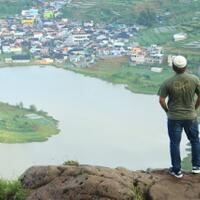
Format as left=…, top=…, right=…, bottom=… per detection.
left=0, top=0, right=167, bottom=69
left=130, top=44, right=164, bottom=65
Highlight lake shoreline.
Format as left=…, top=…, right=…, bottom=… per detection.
left=0, top=57, right=172, bottom=95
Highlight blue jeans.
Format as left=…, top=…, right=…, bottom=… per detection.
left=168, top=118, right=200, bottom=172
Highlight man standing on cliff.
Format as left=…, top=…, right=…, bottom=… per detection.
left=158, top=55, right=200, bottom=178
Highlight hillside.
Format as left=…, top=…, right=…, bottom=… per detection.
left=62, top=0, right=200, bottom=26
left=62, top=0, right=200, bottom=64
left=62, top=0, right=136, bottom=24
left=0, top=0, right=200, bottom=62
left=0, top=0, right=34, bottom=17
left=1, top=0, right=200, bottom=38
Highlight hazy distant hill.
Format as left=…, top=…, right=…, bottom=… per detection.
left=62, top=0, right=200, bottom=26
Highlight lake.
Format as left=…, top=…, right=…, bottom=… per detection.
left=0, top=66, right=188, bottom=179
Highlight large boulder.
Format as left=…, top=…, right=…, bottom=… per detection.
left=20, top=165, right=200, bottom=200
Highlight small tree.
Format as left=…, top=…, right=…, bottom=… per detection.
left=19, top=102, right=24, bottom=109
left=29, top=104, right=37, bottom=112
left=137, top=9, right=156, bottom=27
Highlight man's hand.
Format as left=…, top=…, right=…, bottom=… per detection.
left=159, top=96, right=168, bottom=113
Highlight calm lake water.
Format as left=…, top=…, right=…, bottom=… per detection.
left=0, top=66, right=188, bottom=179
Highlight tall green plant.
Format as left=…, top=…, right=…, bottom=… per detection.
left=0, top=180, right=28, bottom=200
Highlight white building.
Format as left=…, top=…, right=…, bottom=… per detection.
left=84, top=21, right=94, bottom=27
left=173, top=33, right=187, bottom=42
left=33, top=32, right=44, bottom=40
left=72, top=31, right=90, bottom=43
left=130, top=54, right=145, bottom=64
left=151, top=67, right=163, bottom=73
left=2, top=45, right=11, bottom=53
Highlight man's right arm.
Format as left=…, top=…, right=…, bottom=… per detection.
left=195, top=94, right=200, bottom=110
left=195, top=77, right=200, bottom=110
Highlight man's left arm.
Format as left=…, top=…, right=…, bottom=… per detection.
left=159, top=96, right=168, bottom=113
left=158, top=82, right=168, bottom=113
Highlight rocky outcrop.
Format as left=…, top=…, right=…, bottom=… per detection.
left=20, top=165, right=200, bottom=200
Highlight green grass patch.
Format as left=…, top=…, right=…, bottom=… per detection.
left=0, top=102, right=59, bottom=143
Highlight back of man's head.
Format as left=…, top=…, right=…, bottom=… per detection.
left=172, top=55, right=187, bottom=73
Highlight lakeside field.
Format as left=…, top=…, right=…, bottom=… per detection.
left=67, top=56, right=173, bottom=94
left=0, top=102, right=59, bottom=143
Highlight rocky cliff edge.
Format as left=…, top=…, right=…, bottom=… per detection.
left=19, top=165, right=200, bottom=200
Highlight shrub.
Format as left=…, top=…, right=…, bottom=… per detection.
left=132, top=185, right=144, bottom=200
left=0, top=180, right=28, bottom=200
left=63, top=160, right=79, bottom=166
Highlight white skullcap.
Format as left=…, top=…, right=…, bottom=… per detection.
left=173, top=55, right=187, bottom=68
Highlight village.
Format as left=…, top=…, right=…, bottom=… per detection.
left=0, top=0, right=185, bottom=72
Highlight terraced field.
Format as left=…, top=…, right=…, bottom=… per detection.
left=67, top=0, right=97, bottom=9
left=0, top=0, right=34, bottom=17
left=63, top=0, right=137, bottom=24
left=63, top=0, right=200, bottom=25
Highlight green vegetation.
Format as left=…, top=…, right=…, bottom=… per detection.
left=62, top=0, right=200, bottom=26
left=0, top=179, right=28, bottom=200
left=67, top=57, right=173, bottom=94
left=63, top=160, right=80, bottom=166
left=62, top=0, right=136, bottom=24
left=137, top=9, right=156, bottom=27
left=0, top=0, right=34, bottom=17
left=0, top=102, right=59, bottom=143
left=135, top=27, right=178, bottom=46
left=132, top=185, right=144, bottom=200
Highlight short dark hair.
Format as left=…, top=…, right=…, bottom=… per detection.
left=172, top=64, right=187, bottom=74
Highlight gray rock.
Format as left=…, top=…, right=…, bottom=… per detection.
left=20, top=165, right=200, bottom=200
left=19, top=166, right=62, bottom=189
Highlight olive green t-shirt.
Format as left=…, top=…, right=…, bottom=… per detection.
left=158, top=72, right=200, bottom=120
